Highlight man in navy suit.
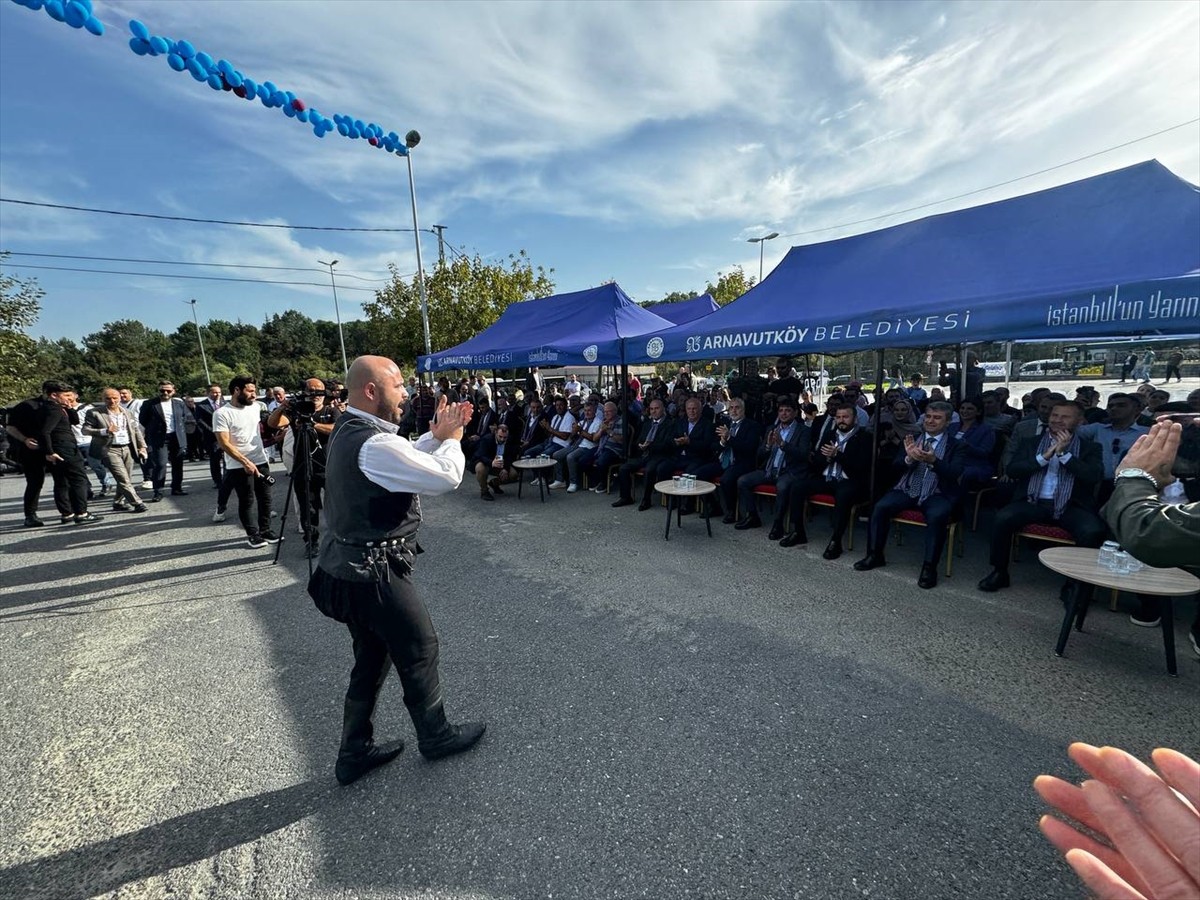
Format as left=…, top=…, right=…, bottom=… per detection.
left=716, top=397, right=762, bottom=523
left=735, top=396, right=811, bottom=537
left=854, top=401, right=965, bottom=589
left=139, top=380, right=190, bottom=501
left=612, top=398, right=677, bottom=510
left=472, top=422, right=521, bottom=501
left=194, top=383, right=225, bottom=489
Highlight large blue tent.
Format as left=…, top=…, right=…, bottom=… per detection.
left=643, top=293, right=720, bottom=325
left=625, top=160, right=1199, bottom=364
left=417, top=282, right=674, bottom=374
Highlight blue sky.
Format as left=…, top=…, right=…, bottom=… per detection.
left=1, top=0, right=1198, bottom=344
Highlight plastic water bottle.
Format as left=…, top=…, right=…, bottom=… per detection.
left=1098, top=541, right=1120, bottom=571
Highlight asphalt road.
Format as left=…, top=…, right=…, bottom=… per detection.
left=1, top=443, right=1197, bottom=900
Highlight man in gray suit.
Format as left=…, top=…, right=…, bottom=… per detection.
left=139, top=380, right=190, bottom=502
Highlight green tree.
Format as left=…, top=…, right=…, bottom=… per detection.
left=658, top=290, right=697, bottom=304
left=706, top=266, right=756, bottom=306
left=363, top=251, right=555, bottom=369
left=0, top=254, right=46, bottom=402
left=80, top=320, right=172, bottom=396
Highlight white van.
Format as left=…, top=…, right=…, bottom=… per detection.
left=1017, top=359, right=1065, bottom=379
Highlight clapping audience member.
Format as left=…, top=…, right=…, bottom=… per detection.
left=734, top=396, right=811, bottom=538
left=463, top=396, right=495, bottom=456
left=83, top=388, right=148, bottom=513
left=537, top=397, right=576, bottom=488
left=473, top=422, right=519, bottom=501
left=780, top=404, right=873, bottom=558
left=1035, top=742, right=1200, bottom=900
left=612, top=398, right=676, bottom=510
left=952, top=397, right=997, bottom=494
left=715, top=398, right=762, bottom=523
left=518, top=397, right=549, bottom=457
left=672, top=397, right=720, bottom=513
left=1002, top=392, right=1065, bottom=476
left=585, top=401, right=627, bottom=493
left=978, top=401, right=1105, bottom=593
left=555, top=399, right=603, bottom=492
left=854, top=401, right=964, bottom=589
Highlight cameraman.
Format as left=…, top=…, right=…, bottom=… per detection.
left=266, top=378, right=339, bottom=556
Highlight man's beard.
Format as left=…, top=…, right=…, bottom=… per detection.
left=377, top=399, right=403, bottom=424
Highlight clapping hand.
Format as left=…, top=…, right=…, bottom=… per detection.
left=1035, top=743, right=1200, bottom=900
left=820, top=441, right=838, bottom=459
left=1121, top=420, right=1182, bottom=487
left=430, top=396, right=474, bottom=442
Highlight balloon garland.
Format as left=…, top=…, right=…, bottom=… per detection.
left=124, top=18, right=410, bottom=154
left=8, top=0, right=105, bottom=35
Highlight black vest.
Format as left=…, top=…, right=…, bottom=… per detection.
left=318, top=414, right=423, bottom=582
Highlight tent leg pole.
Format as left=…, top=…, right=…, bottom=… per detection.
left=868, top=349, right=885, bottom=512
left=960, top=343, right=968, bottom=401
left=1004, top=341, right=1012, bottom=393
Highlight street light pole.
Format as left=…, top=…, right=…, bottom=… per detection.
left=746, top=231, right=780, bottom=283
left=317, top=258, right=348, bottom=376
left=185, top=298, right=211, bottom=386
left=403, top=131, right=433, bottom=365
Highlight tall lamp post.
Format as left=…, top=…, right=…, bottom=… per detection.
left=747, top=231, right=780, bottom=283
left=403, top=130, right=433, bottom=368
left=317, top=258, right=349, bottom=376
left=185, top=298, right=211, bottom=386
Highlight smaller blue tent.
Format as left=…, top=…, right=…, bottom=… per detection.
left=644, top=293, right=719, bottom=325
left=418, top=283, right=673, bottom=374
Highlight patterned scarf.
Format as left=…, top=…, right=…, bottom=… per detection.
left=900, top=432, right=949, bottom=503
left=1025, top=429, right=1080, bottom=519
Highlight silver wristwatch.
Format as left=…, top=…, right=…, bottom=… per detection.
left=1114, top=467, right=1159, bottom=491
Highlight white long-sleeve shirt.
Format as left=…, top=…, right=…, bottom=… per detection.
left=343, top=406, right=464, bottom=495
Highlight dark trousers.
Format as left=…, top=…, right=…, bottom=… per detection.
left=148, top=434, right=184, bottom=493
left=1119, top=363, right=1132, bottom=382
left=615, top=455, right=672, bottom=502
left=788, top=476, right=867, bottom=542
left=737, top=469, right=802, bottom=526
left=989, top=499, right=1107, bottom=570
left=868, top=489, right=956, bottom=564
left=293, top=471, right=324, bottom=540
left=718, top=462, right=755, bottom=515
left=21, top=453, right=47, bottom=517
left=1165, top=363, right=1182, bottom=382
left=208, top=445, right=224, bottom=488
left=584, top=447, right=623, bottom=488
left=48, top=450, right=90, bottom=515
left=308, top=564, right=442, bottom=712
left=222, top=464, right=273, bottom=536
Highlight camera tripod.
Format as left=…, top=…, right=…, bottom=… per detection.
left=272, top=419, right=322, bottom=575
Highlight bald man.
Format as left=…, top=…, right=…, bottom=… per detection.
left=307, top=356, right=486, bottom=786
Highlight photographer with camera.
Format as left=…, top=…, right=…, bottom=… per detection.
left=214, top=375, right=278, bottom=549
left=266, top=378, right=339, bottom=557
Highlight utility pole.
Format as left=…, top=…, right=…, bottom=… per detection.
left=431, top=224, right=447, bottom=265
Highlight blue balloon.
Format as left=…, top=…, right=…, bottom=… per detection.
left=262, top=81, right=277, bottom=95
left=44, top=0, right=65, bottom=21
left=242, top=77, right=257, bottom=97
left=225, top=70, right=242, bottom=88
left=129, top=36, right=149, bottom=55
left=167, top=52, right=185, bottom=71
left=296, top=109, right=309, bottom=123
left=270, top=90, right=286, bottom=106
left=83, top=14, right=102, bottom=35
left=75, top=0, right=91, bottom=10
left=128, top=18, right=149, bottom=40
left=207, top=72, right=223, bottom=90
left=175, top=39, right=195, bottom=59
left=195, top=51, right=214, bottom=70
left=256, top=83, right=270, bottom=100
left=187, top=58, right=207, bottom=81
left=64, top=0, right=87, bottom=27
left=337, top=122, right=349, bottom=136
left=149, top=35, right=168, bottom=54
left=217, top=59, right=234, bottom=76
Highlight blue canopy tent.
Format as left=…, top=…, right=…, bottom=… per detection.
left=643, top=293, right=720, bottom=325
left=625, top=160, right=1199, bottom=364
left=417, top=282, right=674, bottom=374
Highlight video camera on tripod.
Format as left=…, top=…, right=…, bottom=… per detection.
left=284, top=385, right=348, bottom=420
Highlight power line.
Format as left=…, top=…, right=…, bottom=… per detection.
left=2, top=250, right=389, bottom=283
left=0, top=262, right=389, bottom=292
left=777, top=117, right=1200, bottom=239
left=0, top=197, right=419, bottom=233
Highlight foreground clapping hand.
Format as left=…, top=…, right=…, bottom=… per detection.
left=430, top=396, right=473, bottom=442
left=1034, top=742, right=1200, bottom=899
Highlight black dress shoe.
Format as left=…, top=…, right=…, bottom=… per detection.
left=23, top=516, right=44, bottom=528
left=822, top=541, right=843, bottom=560
left=637, top=500, right=653, bottom=511
left=853, top=553, right=886, bottom=571
left=977, top=569, right=1011, bottom=592
left=779, top=531, right=807, bottom=548
left=918, top=563, right=938, bottom=589
left=480, top=490, right=494, bottom=501
left=150, top=493, right=164, bottom=503
left=612, top=498, right=634, bottom=508
left=767, top=524, right=785, bottom=541
left=171, top=488, right=189, bottom=496
left=734, top=515, right=762, bottom=530
left=721, top=513, right=738, bottom=525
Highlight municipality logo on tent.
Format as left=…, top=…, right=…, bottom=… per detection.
left=424, top=357, right=432, bottom=372
left=583, top=345, right=598, bottom=363
left=646, top=337, right=664, bottom=359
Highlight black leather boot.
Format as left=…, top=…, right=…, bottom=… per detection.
left=407, top=694, right=486, bottom=761
left=335, top=697, right=404, bottom=786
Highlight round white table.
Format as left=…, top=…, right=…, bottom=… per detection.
left=513, top=458, right=558, bottom=503
left=654, top=479, right=717, bottom=540
left=1040, top=546, right=1199, bottom=676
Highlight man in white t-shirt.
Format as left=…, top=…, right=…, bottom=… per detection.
left=213, top=374, right=278, bottom=549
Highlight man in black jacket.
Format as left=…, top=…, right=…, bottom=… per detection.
left=472, top=422, right=520, bottom=501
left=978, top=400, right=1105, bottom=592
left=194, top=383, right=225, bottom=489
left=716, top=397, right=762, bottom=523
left=854, top=401, right=964, bottom=588
left=612, top=398, right=677, bottom=510
left=734, top=396, right=811, bottom=537
left=672, top=397, right=720, bottom=513
left=139, top=381, right=190, bottom=501
left=781, top=404, right=873, bottom=558
left=36, top=383, right=101, bottom=525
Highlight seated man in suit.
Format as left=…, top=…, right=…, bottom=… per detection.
left=463, top=396, right=496, bottom=457
left=854, top=401, right=964, bottom=589
left=585, top=401, right=627, bottom=493
left=671, top=397, right=720, bottom=513
left=734, top=396, right=811, bottom=538
left=978, top=399, right=1105, bottom=592
left=715, top=398, right=762, bottom=523
left=780, top=404, right=873, bottom=558
left=612, top=398, right=677, bottom=510
left=517, top=397, right=549, bottom=457
left=473, top=422, right=520, bottom=501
